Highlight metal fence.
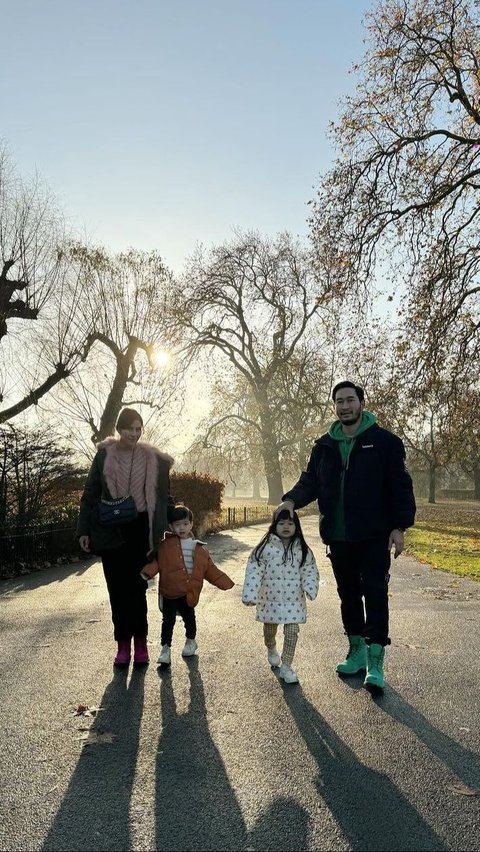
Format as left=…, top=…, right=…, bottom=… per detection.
left=0, top=522, right=78, bottom=571
left=215, top=505, right=274, bottom=528
left=214, top=504, right=315, bottom=529
left=0, top=505, right=315, bottom=574
left=0, top=508, right=273, bottom=570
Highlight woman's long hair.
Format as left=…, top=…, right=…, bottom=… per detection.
left=253, top=509, right=309, bottom=567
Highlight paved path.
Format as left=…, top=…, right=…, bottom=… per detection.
left=0, top=516, right=479, bottom=851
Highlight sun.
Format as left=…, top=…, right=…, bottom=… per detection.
left=150, top=348, right=171, bottom=368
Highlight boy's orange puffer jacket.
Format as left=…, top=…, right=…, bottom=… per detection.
left=141, top=532, right=234, bottom=607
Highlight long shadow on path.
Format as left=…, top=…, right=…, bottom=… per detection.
left=378, top=685, right=480, bottom=791
left=155, top=658, right=314, bottom=851
left=282, top=685, right=446, bottom=852
left=42, top=666, right=145, bottom=852
left=154, top=657, right=247, bottom=851
left=0, top=558, right=96, bottom=593
left=247, top=797, right=311, bottom=851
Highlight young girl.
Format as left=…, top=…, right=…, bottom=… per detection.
left=242, top=509, right=319, bottom=683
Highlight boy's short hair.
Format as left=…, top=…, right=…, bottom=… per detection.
left=331, top=381, right=365, bottom=403
left=167, top=504, right=193, bottom=524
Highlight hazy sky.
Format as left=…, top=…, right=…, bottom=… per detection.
left=2, top=0, right=372, bottom=273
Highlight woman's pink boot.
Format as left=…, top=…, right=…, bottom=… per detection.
left=133, top=637, right=149, bottom=665
left=114, top=639, right=131, bottom=666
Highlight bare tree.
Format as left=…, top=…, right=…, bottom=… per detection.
left=184, top=373, right=266, bottom=497
left=0, top=143, right=64, bottom=338
left=45, top=244, right=185, bottom=451
left=0, top=147, right=185, bottom=446
left=173, top=230, right=334, bottom=504
left=0, top=144, right=89, bottom=421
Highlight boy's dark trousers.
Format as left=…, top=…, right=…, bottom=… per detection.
left=161, top=595, right=197, bottom=646
left=328, top=537, right=391, bottom=646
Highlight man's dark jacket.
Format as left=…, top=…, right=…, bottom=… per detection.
left=283, top=424, right=416, bottom=544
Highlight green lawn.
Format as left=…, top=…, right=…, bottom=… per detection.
left=405, top=500, right=480, bottom=581
left=224, top=496, right=480, bottom=582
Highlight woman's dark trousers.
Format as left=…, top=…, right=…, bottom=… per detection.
left=101, top=512, right=149, bottom=641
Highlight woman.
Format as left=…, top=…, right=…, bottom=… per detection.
left=77, top=408, right=174, bottom=667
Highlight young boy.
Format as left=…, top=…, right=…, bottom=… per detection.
left=141, top=504, right=234, bottom=666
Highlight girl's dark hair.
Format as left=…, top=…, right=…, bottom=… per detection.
left=254, top=509, right=309, bottom=566
left=116, top=408, right=144, bottom=431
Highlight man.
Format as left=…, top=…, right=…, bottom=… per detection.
left=275, top=380, right=416, bottom=689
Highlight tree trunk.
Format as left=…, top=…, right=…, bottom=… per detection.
left=428, top=461, right=436, bottom=504
left=95, top=345, right=138, bottom=442
left=259, top=426, right=283, bottom=504
left=474, top=463, right=480, bottom=500
left=298, top=435, right=310, bottom=469
left=264, top=467, right=283, bottom=505
left=96, top=376, right=129, bottom=441
left=252, top=475, right=261, bottom=500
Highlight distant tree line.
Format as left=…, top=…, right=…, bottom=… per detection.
left=0, top=1, right=479, bottom=516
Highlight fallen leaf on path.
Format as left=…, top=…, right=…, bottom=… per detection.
left=79, top=731, right=115, bottom=745
left=446, top=783, right=479, bottom=797
left=45, top=785, right=58, bottom=796
left=73, top=704, right=102, bottom=717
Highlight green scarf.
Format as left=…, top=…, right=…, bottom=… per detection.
left=328, top=410, right=377, bottom=540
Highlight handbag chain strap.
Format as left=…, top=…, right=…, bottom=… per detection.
left=126, top=446, right=135, bottom=496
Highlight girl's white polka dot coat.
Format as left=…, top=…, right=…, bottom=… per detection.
left=242, top=535, right=320, bottom=624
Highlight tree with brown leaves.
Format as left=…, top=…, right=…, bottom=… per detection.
left=309, top=0, right=480, bottom=372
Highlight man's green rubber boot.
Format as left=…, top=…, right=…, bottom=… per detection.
left=336, top=635, right=367, bottom=675
left=364, top=643, right=385, bottom=689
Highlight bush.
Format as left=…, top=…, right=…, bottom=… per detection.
left=170, top=471, right=225, bottom=537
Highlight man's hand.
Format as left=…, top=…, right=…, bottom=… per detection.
left=389, top=529, right=405, bottom=559
left=274, top=500, right=295, bottom=519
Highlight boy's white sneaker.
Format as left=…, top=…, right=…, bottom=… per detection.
left=278, top=664, right=299, bottom=684
left=157, top=645, right=171, bottom=665
left=182, top=638, right=198, bottom=657
left=267, top=646, right=281, bottom=667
